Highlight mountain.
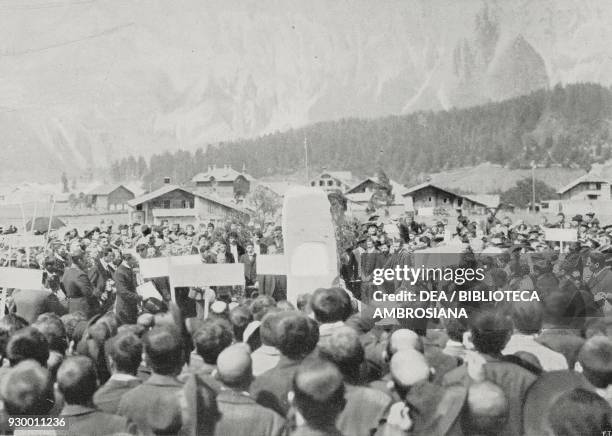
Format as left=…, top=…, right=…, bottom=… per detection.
left=121, top=83, right=612, bottom=191
left=3, top=0, right=612, bottom=182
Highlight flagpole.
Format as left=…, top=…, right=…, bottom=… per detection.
left=45, top=199, right=56, bottom=249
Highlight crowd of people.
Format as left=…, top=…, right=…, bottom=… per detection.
left=0, top=207, right=611, bottom=435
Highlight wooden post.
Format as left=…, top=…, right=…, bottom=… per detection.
left=45, top=200, right=56, bottom=250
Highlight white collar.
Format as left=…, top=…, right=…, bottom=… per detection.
left=110, top=373, right=139, bottom=382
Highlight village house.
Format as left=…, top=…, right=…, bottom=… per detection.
left=309, top=170, right=355, bottom=192
left=191, top=164, right=254, bottom=198
left=127, top=180, right=250, bottom=226
left=344, top=176, right=407, bottom=217
left=87, top=184, right=135, bottom=212
left=556, top=174, right=611, bottom=201
left=402, top=181, right=493, bottom=215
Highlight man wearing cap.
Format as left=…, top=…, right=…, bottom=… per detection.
left=213, top=345, right=285, bottom=436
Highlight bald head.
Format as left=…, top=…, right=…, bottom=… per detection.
left=390, top=349, right=430, bottom=389
left=216, top=344, right=252, bottom=388
left=0, top=360, right=52, bottom=415
left=464, top=381, right=508, bottom=436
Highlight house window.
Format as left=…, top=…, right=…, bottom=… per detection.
left=443, top=198, right=447, bottom=203
left=428, top=197, right=432, bottom=202
left=163, top=200, right=170, bottom=209
left=596, top=183, right=602, bottom=190
left=336, top=181, right=341, bottom=186
left=311, top=182, right=315, bottom=186
left=327, top=180, right=333, bottom=186
left=208, top=203, right=214, bottom=213
left=182, top=200, right=187, bottom=208
left=136, top=204, right=142, bottom=211
left=319, top=181, right=324, bottom=186
left=588, top=194, right=598, bottom=200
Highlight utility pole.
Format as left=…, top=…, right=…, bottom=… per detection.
left=304, top=136, right=310, bottom=185
left=531, top=161, right=536, bottom=213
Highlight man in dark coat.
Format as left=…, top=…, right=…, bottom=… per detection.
left=88, top=246, right=116, bottom=313
left=58, top=356, right=136, bottom=435
left=117, top=327, right=217, bottom=435
left=93, top=333, right=143, bottom=414
left=113, top=253, right=141, bottom=325
left=239, top=242, right=258, bottom=290
left=60, top=248, right=98, bottom=318
left=250, top=312, right=319, bottom=416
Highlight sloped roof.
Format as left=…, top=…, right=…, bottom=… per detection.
left=346, top=176, right=407, bottom=196
left=402, top=181, right=460, bottom=197
left=127, top=184, right=249, bottom=215
left=87, top=183, right=133, bottom=196
left=464, top=194, right=500, bottom=209
left=557, top=173, right=609, bottom=194
left=192, top=165, right=255, bottom=183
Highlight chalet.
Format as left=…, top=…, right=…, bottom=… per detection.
left=309, top=171, right=355, bottom=192
left=191, top=165, right=255, bottom=198
left=402, top=182, right=496, bottom=215
left=557, top=174, right=611, bottom=201
left=127, top=182, right=250, bottom=226
left=87, top=184, right=135, bottom=212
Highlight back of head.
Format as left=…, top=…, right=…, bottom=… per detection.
left=0, top=314, right=29, bottom=360
left=193, top=318, right=233, bottom=365
left=109, top=333, right=143, bottom=375
left=296, top=294, right=312, bottom=313
left=6, top=327, right=49, bottom=367
left=548, top=388, right=612, bottom=436
left=0, top=360, right=52, bottom=415
left=470, top=309, right=512, bottom=356
left=463, top=381, right=508, bottom=436
left=259, top=308, right=282, bottom=347
left=275, top=311, right=319, bottom=360
left=33, top=318, right=68, bottom=355
left=228, top=306, right=253, bottom=341
left=216, top=344, right=252, bottom=388
left=250, top=296, right=276, bottom=321
left=511, top=301, right=543, bottom=335
left=578, top=336, right=612, bottom=388
left=143, top=326, right=183, bottom=375
left=311, top=288, right=351, bottom=324
left=292, top=359, right=345, bottom=428
left=542, top=292, right=572, bottom=326
left=57, top=356, right=98, bottom=406
left=318, top=327, right=364, bottom=383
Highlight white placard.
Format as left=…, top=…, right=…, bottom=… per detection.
left=138, top=255, right=203, bottom=279
left=169, top=263, right=245, bottom=287
left=139, top=257, right=170, bottom=278
left=0, top=267, right=43, bottom=289
left=5, top=234, right=46, bottom=247
left=137, top=281, right=162, bottom=300
left=544, top=228, right=577, bottom=242
left=257, top=255, right=287, bottom=275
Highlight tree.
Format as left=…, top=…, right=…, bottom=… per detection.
left=367, top=168, right=394, bottom=215
left=246, top=185, right=282, bottom=224
left=61, top=172, right=69, bottom=193
left=499, top=178, right=557, bottom=209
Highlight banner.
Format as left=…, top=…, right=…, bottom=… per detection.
left=0, top=267, right=43, bottom=289
left=139, top=255, right=202, bottom=279
left=169, top=263, right=245, bottom=287
left=256, top=255, right=287, bottom=275
left=544, top=228, right=577, bottom=242
left=4, top=234, right=45, bottom=247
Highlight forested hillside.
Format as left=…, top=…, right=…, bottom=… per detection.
left=112, top=83, right=612, bottom=189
